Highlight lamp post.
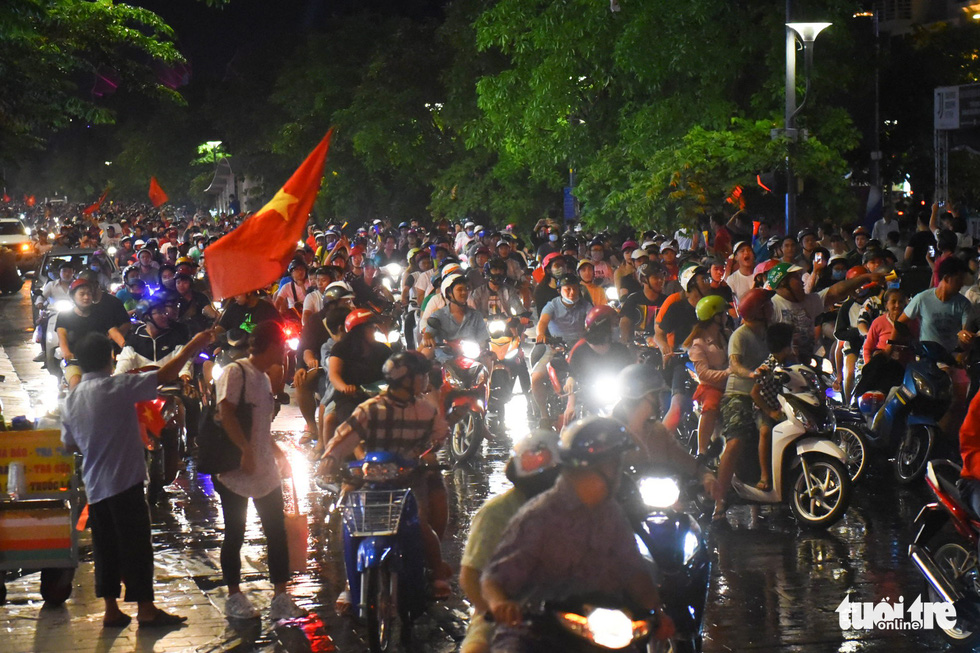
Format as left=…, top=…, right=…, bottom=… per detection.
left=783, top=19, right=831, bottom=234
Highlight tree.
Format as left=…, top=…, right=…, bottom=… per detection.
left=0, top=0, right=186, bottom=165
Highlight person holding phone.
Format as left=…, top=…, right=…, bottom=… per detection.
left=929, top=229, right=958, bottom=287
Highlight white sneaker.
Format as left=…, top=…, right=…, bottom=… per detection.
left=224, top=592, right=260, bottom=619
left=269, top=593, right=307, bottom=621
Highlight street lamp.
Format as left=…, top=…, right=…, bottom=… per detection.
left=783, top=20, right=831, bottom=233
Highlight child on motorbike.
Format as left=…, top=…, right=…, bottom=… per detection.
left=750, top=322, right=796, bottom=491
left=320, top=350, right=452, bottom=606
left=684, top=295, right=731, bottom=457
left=458, top=431, right=561, bottom=653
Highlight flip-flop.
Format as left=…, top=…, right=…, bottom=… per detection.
left=138, top=611, right=187, bottom=628
left=102, top=614, right=132, bottom=628
left=756, top=480, right=771, bottom=491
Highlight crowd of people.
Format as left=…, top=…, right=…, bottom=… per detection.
left=10, top=194, right=980, bottom=648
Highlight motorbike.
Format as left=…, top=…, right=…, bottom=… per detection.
left=847, top=340, right=954, bottom=485
left=486, top=314, right=529, bottom=432
left=622, top=472, right=710, bottom=652
left=436, top=338, right=491, bottom=463
left=379, top=262, right=404, bottom=305
left=510, top=598, right=663, bottom=653
left=336, top=451, right=436, bottom=653
left=129, top=366, right=187, bottom=504
left=709, top=364, right=853, bottom=529
left=909, top=459, right=980, bottom=647
left=543, top=337, right=572, bottom=429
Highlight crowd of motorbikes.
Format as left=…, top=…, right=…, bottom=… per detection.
left=12, top=218, right=980, bottom=653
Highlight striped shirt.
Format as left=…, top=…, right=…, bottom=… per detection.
left=324, top=392, right=448, bottom=462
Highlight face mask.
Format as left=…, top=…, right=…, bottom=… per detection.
left=832, top=269, right=845, bottom=281
left=466, top=229, right=474, bottom=236
left=551, top=266, right=566, bottom=277
left=561, top=294, right=575, bottom=305
left=549, top=233, right=558, bottom=242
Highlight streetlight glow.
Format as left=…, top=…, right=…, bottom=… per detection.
left=787, top=22, right=832, bottom=43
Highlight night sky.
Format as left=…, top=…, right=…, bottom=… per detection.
left=134, top=0, right=448, bottom=82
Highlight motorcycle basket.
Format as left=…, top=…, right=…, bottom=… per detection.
left=340, top=489, right=410, bottom=537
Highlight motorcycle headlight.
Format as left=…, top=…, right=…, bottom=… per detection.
left=792, top=405, right=817, bottom=431
left=556, top=608, right=648, bottom=650
left=362, top=460, right=401, bottom=482
left=605, top=286, right=618, bottom=301
left=488, top=320, right=507, bottom=337
left=638, top=477, right=680, bottom=508
left=912, top=372, right=932, bottom=398
left=55, top=300, right=73, bottom=313
left=591, top=374, right=622, bottom=409
left=387, top=330, right=400, bottom=345
left=382, top=277, right=394, bottom=291
left=383, top=263, right=403, bottom=278
left=109, top=282, right=122, bottom=293
left=683, top=531, right=700, bottom=566
left=460, top=340, right=481, bottom=360
left=212, top=363, right=224, bottom=381
left=108, top=246, right=117, bottom=256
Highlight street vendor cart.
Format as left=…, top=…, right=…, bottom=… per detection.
left=0, top=428, right=84, bottom=605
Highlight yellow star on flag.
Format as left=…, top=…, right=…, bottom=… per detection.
left=262, top=188, right=299, bottom=222
left=143, top=406, right=155, bottom=421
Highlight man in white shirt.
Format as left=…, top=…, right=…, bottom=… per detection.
left=725, top=241, right=756, bottom=303
left=871, top=213, right=900, bottom=244
left=301, top=267, right=332, bottom=325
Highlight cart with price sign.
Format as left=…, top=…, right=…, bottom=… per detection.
left=0, top=428, right=84, bottom=605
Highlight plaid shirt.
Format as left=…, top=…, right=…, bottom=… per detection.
left=324, top=392, right=448, bottom=462
left=755, top=354, right=782, bottom=411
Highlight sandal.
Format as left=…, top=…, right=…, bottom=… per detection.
left=102, top=614, right=132, bottom=628
left=756, top=479, right=771, bottom=491
left=298, top=429, right=317, bottom=445
left=138, top=610, right=187, bottom=628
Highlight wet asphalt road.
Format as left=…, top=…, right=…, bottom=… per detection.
left=0, top=283, right=963, bottom=652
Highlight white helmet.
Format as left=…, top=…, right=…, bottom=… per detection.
left=440, top=273, right=466, bottom=298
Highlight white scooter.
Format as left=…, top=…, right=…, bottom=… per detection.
left=721, top=365, right=853, bottom=529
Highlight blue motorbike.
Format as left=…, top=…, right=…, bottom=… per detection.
left=620, top=471, right=710, bottom=652
left=861, top=340, right=954, bottom=484
left=338, top=452, right=430, bottom=653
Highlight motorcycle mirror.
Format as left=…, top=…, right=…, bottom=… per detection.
left=426, top=317, right=441, bottom=330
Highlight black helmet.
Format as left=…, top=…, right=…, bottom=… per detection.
left=558, top=416, right=635, bottom=468
left=383, top=350, right=431, bottom=385
left=617, top=364, right=665, bottom=400
left=287, top=258, right=308, bottom=273
left=139, top=290, right=177, bottom=319
left=557, top=273, right=580, bottom=288
left=637, top=262, right=667, bottom=281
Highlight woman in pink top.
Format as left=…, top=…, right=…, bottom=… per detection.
left=684, top=296, right=731, bottom=456
left=863, top=289, right=913, bottom=364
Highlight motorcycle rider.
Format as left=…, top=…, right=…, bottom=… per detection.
left=274, top=259, right=309, bottom=320
left=36, top=261, right=74, bottom=308
left=327, top=308, right=391, bottom=425
left=57, top=279, right=107, bottom=389
left=115, top=292, right=190, bottom=373
left=300, top=266, right=332, bottom=325
left=320, top=350, right=453, bottom=600
left=619, top=261, right=668, bottom=344
left=531, top=273, right=591, bottom=420
left=469, top=258, right=525, bottom=319
left=532, top=252, right=566, bottom=315
left=655, top=265, right=713, bottom=431
left=135, top=247, right=160, bottom=287
left=834, top=266, right=878, bottom=404
left=611, top=364, right=722, bottom=497
left=686, top=295, right=731, bottom=457
left=576, top=259, right=608, bottom=306
left=715, top=288, right=773, bottom=522
left=459, top=431, right=561, bottom=653
left=174, top=273, right=217, bottom=335
left=565, top=306, right=633, bottom=423
left=481, top=416, right=675, bottom=649
left=422, top=274, right=490, bottom=363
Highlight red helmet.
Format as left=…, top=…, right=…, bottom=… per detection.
left=349, top=245, right=366, bottom=257
left=585, top=305, right=618, bottom=332
left=753, top=259, right=780, bottom=276
left=344, top=308, right=375, bottom=332
left=846, top=265, right=868, bottom=280
left=542, top=252, right=563, bottom=270
left=69, top=278, right=92, bottom=295
left=737, top=288, right=773, bottom=322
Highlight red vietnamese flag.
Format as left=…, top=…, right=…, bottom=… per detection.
left=207, top=129, right=333, bottom=300
left=148, top=177, right=168, bottom=207
left=25, top=195, right=36, bottom=207
left=136, top=399, right=166, bottom=437
left=82, top=188, right=110, bottom=215
left=2, top=194, right=9, bottom=203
